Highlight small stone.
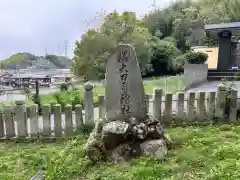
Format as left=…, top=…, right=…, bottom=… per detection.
left=30, top=170, right=45, bottom=180
left=140, top=139, right=168, bottom=159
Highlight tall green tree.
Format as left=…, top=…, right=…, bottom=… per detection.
left=73, top=11, right=153, bottom=79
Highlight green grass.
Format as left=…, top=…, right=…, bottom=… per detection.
left=1, top=124, right=240, bottom=180
left=39, top=75, right=184, bottom=108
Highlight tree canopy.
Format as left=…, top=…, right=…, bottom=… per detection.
left=73, top=0, right=240, bottom=79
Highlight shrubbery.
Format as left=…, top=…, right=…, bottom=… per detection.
left=172, top=51, right=208, bottom=72
left=40, top=89, right=99, bottom=112
left=185, top=51, right=208, bottom=64
left=60, top=83, right=69, bottom=92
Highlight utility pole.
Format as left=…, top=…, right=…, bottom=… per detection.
left=64, top=40, right=68, bottom=57
left=44, top=48, right=48, bottom=56
left=151, top=0, right=157, bottom=11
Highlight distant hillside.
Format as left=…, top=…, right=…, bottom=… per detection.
left=0, top=53, right=72, bottom=69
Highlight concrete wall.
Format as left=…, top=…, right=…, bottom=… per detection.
left=184, top=64, right=208, bottom=90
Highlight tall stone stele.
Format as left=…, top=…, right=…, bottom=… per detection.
left=105, top=44, right=147, bottom=122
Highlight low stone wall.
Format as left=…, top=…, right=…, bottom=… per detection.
left=184, top=64, right=208, bottom=90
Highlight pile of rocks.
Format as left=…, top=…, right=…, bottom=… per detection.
left=84, top=44, right=171, bottom=163
left=84, top=115, right=171, bottom=163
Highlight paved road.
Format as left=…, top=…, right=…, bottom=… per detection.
left=185, top=81, right=240, bottom=95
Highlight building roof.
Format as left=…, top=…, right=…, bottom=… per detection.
left=205, top=22, right=240, bottom=36
left=3, top=69, right=74, bottom=79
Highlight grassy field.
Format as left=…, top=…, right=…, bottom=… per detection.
left=39, top=75, right=184, bottom=107
left=0, top=124, right=239, bottom=180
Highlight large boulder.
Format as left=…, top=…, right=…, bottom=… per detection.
left=101, top=120, right=131, bottom=150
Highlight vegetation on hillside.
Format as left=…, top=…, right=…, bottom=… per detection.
left=72, top=0, right=240, bottom=79
left=1, top=53, right=71, bottom=69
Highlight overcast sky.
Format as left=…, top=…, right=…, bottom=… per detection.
left=0, top=0, right=172, bottom=60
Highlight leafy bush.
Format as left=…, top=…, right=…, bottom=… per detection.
left=40, top=89, right=99, bottom=113
left=60, top=83, right=69, bottom=92
left=185, top=51, right=208, bottom=64
left=172, top=54, right=186, bottom=72
left=172, top=51, right=208, bottom=72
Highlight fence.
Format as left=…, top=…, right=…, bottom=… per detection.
left=0, top=84, right=237, bottom=141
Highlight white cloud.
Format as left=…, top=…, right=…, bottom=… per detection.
left=0, top=0, right=171, bottom=59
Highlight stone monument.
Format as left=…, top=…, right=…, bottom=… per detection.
left=84, top=44, right=171, bottom=163
left=105, top=44, right=147, bottom=121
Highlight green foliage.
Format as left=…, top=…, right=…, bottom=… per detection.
left=185, top=51, right=208, bottom=64
left=60, top=83, right=69, bottom=92
left=38, top=76, right=183, bottom=113
left=1, top=53, right=36, bottom=68
left=1, top=53, right=72, bottom=69
left=73, top=11, right=153, bottom=79
left=44, top=54, right=71, bottom=69
left=171, top=54, right=187, bottom=72
left=180, top=51, right=208, bottom=64
left=151, top=39, right=182, bottom=73
left=72, top=0, right=240, bottom=79
left=171, top=51, right=208, bottom=71
left=41, top=89, right=86, bottom=111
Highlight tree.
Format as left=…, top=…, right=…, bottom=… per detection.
left=143, top=0, right=240, bottom=47
left=73, top=29, right=115, bottom=79
left=73, top=0, right=240, bottom=78
left=150, top=38, right=181, bottom=75
left=73, top=11, right=153, bottom=79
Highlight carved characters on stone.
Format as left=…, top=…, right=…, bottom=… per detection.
left=105, top=44, right=147, bottom=121
left=118, top=49, right=131, bottom=115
